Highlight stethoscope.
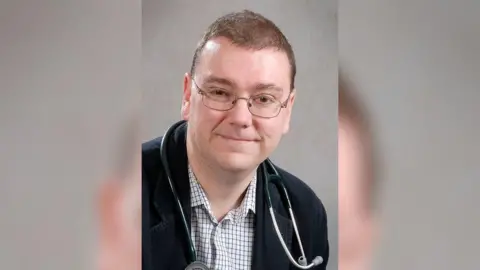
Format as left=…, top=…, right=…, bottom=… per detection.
left=160, top=120, right=323, bottom=270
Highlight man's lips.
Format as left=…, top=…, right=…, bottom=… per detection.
left=218, top=134, right=258, bottom=142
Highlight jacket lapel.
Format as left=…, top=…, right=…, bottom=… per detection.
left=252, top=165, right=293, bottom=270
left=149, top=121, right=192, bottom=269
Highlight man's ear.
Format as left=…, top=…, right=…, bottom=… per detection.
left=181, top=73, right=192, bottom=120
left=282, top=89, right=296, bottom=134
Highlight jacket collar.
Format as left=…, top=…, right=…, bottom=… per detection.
left=153, top=120, right=192, bottom=225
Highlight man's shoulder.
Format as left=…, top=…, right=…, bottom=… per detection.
left=142, top=136, right=163, bottom=153
left=274, top=166, right=330, bottom=267
left=142, top=136, right=163, bottom=172
left=275, top=165, right=326, bottom=213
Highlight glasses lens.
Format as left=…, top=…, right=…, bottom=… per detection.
left=201, top=92, right=283, bottom=118
left=249, top=103, right=281, bottom=118
left=202, top=95, right=234, bottom=111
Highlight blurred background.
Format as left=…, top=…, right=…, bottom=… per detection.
left=340, top=0, right=480, bottom=269
left=0, top=0, right=140, bottom=269
left=142, top=1, right=338, bottom=268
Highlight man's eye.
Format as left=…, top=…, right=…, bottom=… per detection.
left=209, top=89, right=229, bottom=96
left=253, top=95, right=276, bottom=104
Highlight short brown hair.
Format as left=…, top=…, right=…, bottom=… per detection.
left=339, top=72, right=379, bottom=209
left=190, top=10, right=297, bottom=90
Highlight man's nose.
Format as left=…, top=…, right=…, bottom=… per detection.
left=227, top=97, right=253, bottom=127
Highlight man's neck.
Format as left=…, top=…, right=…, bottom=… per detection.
left=187, top=141, right=255, bottom=221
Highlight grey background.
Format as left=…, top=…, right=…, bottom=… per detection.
left=142, top=0, right=338, bottom=268
left=340, top=1, right=480, bottom=269
left=5, top=1, right=478, bottom=269
left=0, top=0, right=140, bottom=269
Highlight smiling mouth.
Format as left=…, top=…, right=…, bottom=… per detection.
left=218, top=134, right=257, bottom=142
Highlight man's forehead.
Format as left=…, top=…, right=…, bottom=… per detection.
left=201, top=74, right=284, bottom=92
left=203, top=39, right=222, bottom=52
left=199, top=38, right=289, bottom=66
left=195, top=39, right=291, bottom=91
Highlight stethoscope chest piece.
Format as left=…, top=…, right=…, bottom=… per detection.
left=185, top=261, right=210, bottom=270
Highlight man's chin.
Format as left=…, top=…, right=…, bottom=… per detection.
left=214, top=152, right=257, bottom=172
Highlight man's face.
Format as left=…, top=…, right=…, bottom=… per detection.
left=338, top=120, right=375, bottom=270
left=181, top=37, right=295, bottom=172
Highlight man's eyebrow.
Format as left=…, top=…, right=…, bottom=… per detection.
left=203, top=76, right=236, bottom=87
left=254, top=83, right=283, bottom=93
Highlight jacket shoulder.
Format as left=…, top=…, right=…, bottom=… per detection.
left=276, top=166, right=327, bottom=214
left=142, top=136, right=162, bottom=154
left=142, top=136, right=164, bottom=198
left=142, top=136, right=162, bottom=171
left=275, top=166, right=330, bottom=267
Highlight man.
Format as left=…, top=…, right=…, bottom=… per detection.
left=142, top=10, right=329, bottom=270
left=338, top=74, right=379, bottom=270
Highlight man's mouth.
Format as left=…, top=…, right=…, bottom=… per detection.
left=218, top=134, right=257, bottom=142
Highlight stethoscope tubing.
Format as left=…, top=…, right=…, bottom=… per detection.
left=159, top=120, right=322, bottom=269
left=160, top=121, right=197, bottom=263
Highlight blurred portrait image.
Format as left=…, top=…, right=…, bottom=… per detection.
left=338, top=74, right=379, bottom=270
left=96, top=115, right=141, bottom=270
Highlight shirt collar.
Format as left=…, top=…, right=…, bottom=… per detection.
left=188, top=164, right=257, bottom=218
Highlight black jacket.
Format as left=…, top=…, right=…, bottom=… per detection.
left=142, top=122, right=329, bottom=270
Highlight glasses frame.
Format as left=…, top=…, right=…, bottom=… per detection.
left=191, top=78, right=291, bottom=119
